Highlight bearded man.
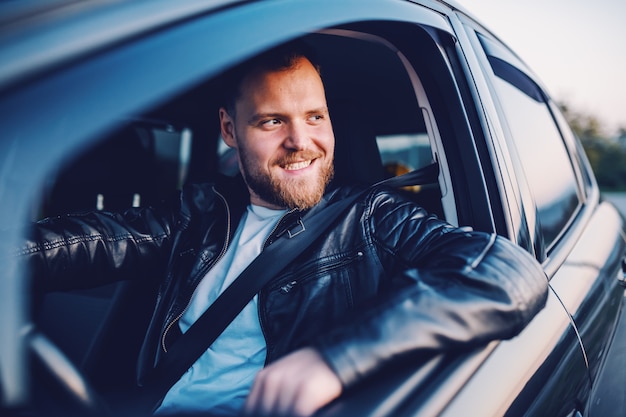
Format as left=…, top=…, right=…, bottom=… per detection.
left=23, top=42, right=548, bottom=417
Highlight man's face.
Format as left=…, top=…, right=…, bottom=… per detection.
left=220, top=56, right=335, bottom=210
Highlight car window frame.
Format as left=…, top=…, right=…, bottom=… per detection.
left=458, top=22, right=599, bottom=267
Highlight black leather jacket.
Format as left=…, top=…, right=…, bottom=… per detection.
left=24, top=175, right=548, bottom=389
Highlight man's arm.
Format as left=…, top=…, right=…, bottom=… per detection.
left=314, top=190, right=548, bottom=388
left=244, top=190, right=548, bottom=416
left=18, top=207, right=174, bottom=292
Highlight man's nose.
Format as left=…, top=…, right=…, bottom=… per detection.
left=284, top=121, right=310, bottom=150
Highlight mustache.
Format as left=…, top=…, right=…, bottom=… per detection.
left=273, top=150, right=324, bottom=166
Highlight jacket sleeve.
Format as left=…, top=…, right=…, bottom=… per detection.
left=17, top=205, right=176, bottom=293
left=315, top=189, right=549, bottom=388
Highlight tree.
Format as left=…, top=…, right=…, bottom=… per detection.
left=559, top=103, right=626, bottom=191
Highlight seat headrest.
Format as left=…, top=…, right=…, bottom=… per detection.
left=330, top=102, right=385, bottom=186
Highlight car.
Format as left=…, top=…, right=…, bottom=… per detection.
left=1, top=0, right=625, bottom=416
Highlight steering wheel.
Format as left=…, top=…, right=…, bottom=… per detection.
left=0, top=243, right=110, bottom=417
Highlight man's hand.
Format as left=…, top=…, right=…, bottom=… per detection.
left=243, top=347, right=343, bottom=417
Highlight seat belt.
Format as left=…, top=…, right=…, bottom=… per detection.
left=134, top=162, right=439, bottom=411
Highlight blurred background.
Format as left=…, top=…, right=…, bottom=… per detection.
left=460, top=0, right=626, bottom=211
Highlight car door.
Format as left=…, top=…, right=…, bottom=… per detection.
left=443, top=11, right=626, bottom=417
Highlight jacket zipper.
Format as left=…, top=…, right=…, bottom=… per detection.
left=161, top=187, right=232, bottom=353
left=262, top=208, right=299, bottom=249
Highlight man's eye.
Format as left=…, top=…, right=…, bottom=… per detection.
left=261, top=119, right=281, bottom=126
left=309, top=115, right=324, bottom=123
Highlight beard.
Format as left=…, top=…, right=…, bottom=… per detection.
left=239, top=148, right=334, bottom=210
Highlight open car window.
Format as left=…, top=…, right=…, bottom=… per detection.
left=21, top=15, right=484, bottom=415
left=35, top=27, right=465, bottom=228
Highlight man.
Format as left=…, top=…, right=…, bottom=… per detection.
left=23, top=43, right=548, bottom=416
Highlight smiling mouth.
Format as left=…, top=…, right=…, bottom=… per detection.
left=282, top=160, right=313, bottom=171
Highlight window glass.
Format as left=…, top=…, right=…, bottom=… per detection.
left=478, top=34, right=581, bottom=248
left=377, top=133, right=433, bottom=176
left=487, top=55, right=580, bottom=248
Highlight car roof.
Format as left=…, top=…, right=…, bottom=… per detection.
left=0, top=0, right=247, bottom=91
left=0, top=0, right=486, bottom=92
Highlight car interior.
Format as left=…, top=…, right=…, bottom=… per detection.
left=31, top=24, right=465, bottom=412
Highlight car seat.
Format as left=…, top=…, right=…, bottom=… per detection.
left=330, top=100, right=386, bottom=186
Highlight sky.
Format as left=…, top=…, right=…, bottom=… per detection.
left=458, top=0, right=626, bottom=136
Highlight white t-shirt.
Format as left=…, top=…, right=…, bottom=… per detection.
left=156, top=204, right=286, bottom=416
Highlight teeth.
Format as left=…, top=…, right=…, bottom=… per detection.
left=284, top=160, right=311, bottom=170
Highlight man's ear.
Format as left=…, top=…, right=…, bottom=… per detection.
left=219, top=107, right=237, bottom=148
